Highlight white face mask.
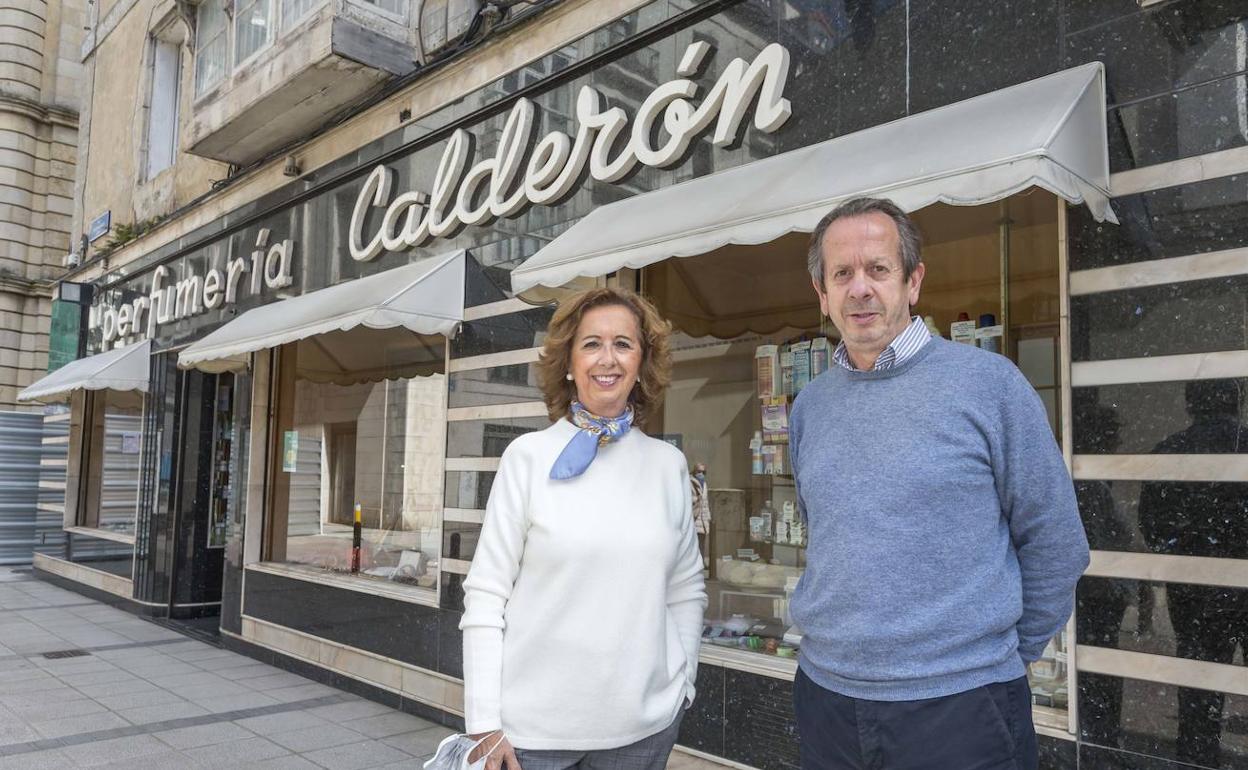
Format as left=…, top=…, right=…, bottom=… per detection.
left=424, top=732, right=504, bottom=770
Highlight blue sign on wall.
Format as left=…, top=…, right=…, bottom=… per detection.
left=87, top=211, right=111, bottom=242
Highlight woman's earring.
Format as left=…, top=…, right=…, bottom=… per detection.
left=565, top=373, right=573, bottom=381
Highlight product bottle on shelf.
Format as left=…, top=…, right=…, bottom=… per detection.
left=759, top=500, right=775, bottom=544
left=750, top=431, right=764, bottom=475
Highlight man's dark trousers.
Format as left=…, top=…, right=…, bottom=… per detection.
left=794, top=668, right=1039, bottom=770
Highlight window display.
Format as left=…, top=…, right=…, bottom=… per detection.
left=83, top=389, right=144, bottom=537
left=645, top=193, right=1070, bottom=714
left=268, top=327, right=447, bottom=594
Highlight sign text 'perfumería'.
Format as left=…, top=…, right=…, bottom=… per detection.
left=90, top=230, right=294, bottom=345
left=348, top=41, right=793, bottom=261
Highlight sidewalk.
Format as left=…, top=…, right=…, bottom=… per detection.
left=0, top=568, right=723, bottom=769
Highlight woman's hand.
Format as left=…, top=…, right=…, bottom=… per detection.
left=467, top=730, right=522, bottom=770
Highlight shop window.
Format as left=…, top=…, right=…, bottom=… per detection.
left=268, top=326, right=446, bottom=595
left=194, top=0, right=229, bottom=96
left=144, top=37, right=181, bottom=179
left=80, top=390, right=145, bottom=537
left=644, top=191, right=1070, bottom=715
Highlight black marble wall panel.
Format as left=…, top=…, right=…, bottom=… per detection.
left=243, top=569, right=463, bottom=677
left=446, top=417, right=551, bottom=459
left=1076, top=479, right=1248, bottom=559
left=1038, top=734, right=1077, bottom=769
left=449, top=308, right=555, bottom=360
left=1078, top=577, right=1248, bottom=667
left=1062, top=0, right=1144, bottom=33
left=1066, top=2, right=1248, bottom=107
left=1070, top=276, right=1248, bottom=362
left=723, top=669, right=800, bottom=770
left=1072, top=379, right=1247, bottom=454
left=678, top=663, right=726, bottom=757
left=908, top=0, right=1060, bottom=115
left=1079, top=743, right=1207, bottom=769
left=439, top=570, right=465, bottom=613
left=1108, top=77, right=1248, bottom=173
left=448, top=366, right=543, bottom=408
left=1079, top=672, right=1248, bottom=769
left=1068, top=176, right=1248, bottom=271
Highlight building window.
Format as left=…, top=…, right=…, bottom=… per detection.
left=267, top=329, right=447, bottom=596
left=234, top=0, right=274, bottom=65
left=145, top=38, right=181, bottom=179
left=643, top=191, right=1070, bottom=715
left=280, top=0, right=323, bottom=32
left=358, top=0, right=404, bottom=18
left=194, top=0, right=228, bottom=96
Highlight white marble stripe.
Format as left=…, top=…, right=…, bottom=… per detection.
left=1073, top=453, right=1248, bottom=482
left=32, top=553, right=132, bottom=599
left=447, top=346, right=543, bottom=373
left=1070, top=248, right=1248, bottom=296
left=1086, top=551, right=1248, bottom=589
left=440, top=558, right=472, bottom=575
left=1076, top=645, right=1248, bottom=697
left=443, top=508, right=485, bottom=524
left=1072, top=350, right=1248, bottom=387
left=463, top=298, right=540, bottom=321
left=1110, top=146, right=1248, bottom=197
left=447, top=401, right=548, bottom=422
left=445, top=456, right=501, bottom=472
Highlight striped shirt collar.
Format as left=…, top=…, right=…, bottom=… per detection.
left=833, top=316, right=932, bottom=372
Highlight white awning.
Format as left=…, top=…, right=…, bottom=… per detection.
left=178, top=250, right=466, bottom=373
left=512, top=62, right=1115, bottom=294
left=18, top=338, right=151, bottom=403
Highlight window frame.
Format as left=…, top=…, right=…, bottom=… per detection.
left=144, top=35, right=183, bottom=180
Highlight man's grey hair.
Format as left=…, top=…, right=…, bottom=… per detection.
left=806, top=197, right=923, bottom=285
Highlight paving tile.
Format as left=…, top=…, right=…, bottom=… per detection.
left=10, top=697, right=106, bottom=723
left=181, top=735, right=291, bottom=766
left=60, top=734, right=171, bottom=767
left=234, top=710, right=331, bottom=736
left=55, top=668, right=137, bottom=687
left=305, top=700, right=395, bottom=723
left=266, top=683, right=342, bottom=704
left=0, top=748, right=73, bottom=769
left=96, top=687, right=185, bottom=710
left=118, top=699, right=210, bottom=724
left=341, top=711, right=435, bottom=739
left=213, top=662, right=279, bottom=680
left=94, top=750, right=195, bottom=769
left=380, top=726, right=454, bottom=757
left=241, top=672, right=311, bottom=691
left=75, top=678, right=161, bottom=698
left=193, top=690, right=282, bottom=713
left=269, top=724, right=368, bottom=752
left=31, top=711, right=129, bottom=739
left=149, top=670, right=232, bottom=689
left=253, top=756, right=323, bottom=769
left=300, top=740, right=413, bottom=770
left=0, top=721, right=41, bottom=747
left=154, top=721, right=258, bottom=750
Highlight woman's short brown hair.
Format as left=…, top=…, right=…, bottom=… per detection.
left=537, top=287, right=672, bottom=425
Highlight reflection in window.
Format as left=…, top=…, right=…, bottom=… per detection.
left=194, top=0, right=229, bottom=95
left=271, top=327, right=446, bottom=592
left=645, top=193, right=1068, bottom=712
left=86, top=390, right=144, bottom=536
left=234, top=0, right=273, bottom=65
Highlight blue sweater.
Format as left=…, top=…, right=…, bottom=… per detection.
left=788, top=337, right=1089, bottom=701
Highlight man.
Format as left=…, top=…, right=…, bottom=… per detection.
left=788, top=197, right=1089, bottom=770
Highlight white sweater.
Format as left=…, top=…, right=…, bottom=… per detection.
left=460, top=419, right=707, bottom=750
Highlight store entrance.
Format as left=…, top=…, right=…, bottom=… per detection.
left=135, top=357, right=248, bottom=632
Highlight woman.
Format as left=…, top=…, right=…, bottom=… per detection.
left=460, top=287, right=707, bottom=770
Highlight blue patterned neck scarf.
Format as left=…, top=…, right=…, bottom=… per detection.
left=549, top=400, right=634, bottom=480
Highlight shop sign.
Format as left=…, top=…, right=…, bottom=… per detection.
left=89, top=228, right=295, bottom=345
left=348, top=41, right=794, bottom=262
left=282, top=431, right=299, bottom=472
